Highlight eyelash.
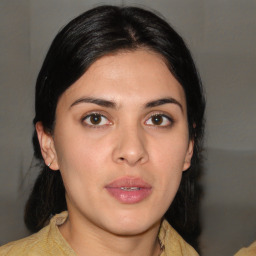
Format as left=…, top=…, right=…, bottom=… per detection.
left=81, top=112, right=112, bottom=128
left=81, top=112, right=174, bottom=128
left=144, top=113, right=173, bottom=128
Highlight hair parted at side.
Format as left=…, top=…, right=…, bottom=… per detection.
left=25, top=5, right=205, bottom=251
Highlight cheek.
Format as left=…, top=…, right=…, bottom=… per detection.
left=55, top=121, right=109, bottom=166
left=149, top=134, right=188, bottom=190
left=53, top=138, right=103, bottom=205
left=151, top=134, right=189, bottom=169
left=53, top=128, right=113, bottom=190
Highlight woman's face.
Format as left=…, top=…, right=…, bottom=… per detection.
left=40, top=50, right=193, bottom=235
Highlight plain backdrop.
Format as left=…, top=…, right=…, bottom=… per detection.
left=0, top=1, right=255, bottom=255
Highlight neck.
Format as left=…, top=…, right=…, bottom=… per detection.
left=59, top=212, right=162, bottom=256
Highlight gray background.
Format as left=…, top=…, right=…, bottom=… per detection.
left=0, top=1, right=255, bottom=255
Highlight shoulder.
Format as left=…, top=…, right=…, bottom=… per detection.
left=159, top=219, right=199, bottom=256
left=0, top=211, right=71, bottom=256
left=234, top=240, right=256, bottom=256
left=0, top=225, right=51, bottom=256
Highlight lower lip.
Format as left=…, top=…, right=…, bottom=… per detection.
left=105, top=187, right=152, bottom=204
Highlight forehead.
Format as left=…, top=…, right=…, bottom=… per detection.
left=58, top=49, right=186, bottom=110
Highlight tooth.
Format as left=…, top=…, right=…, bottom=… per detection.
left=120, top=187, right=140, bottom=191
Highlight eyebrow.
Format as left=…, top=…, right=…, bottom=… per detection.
left=70, top=96, right=183, bottom=111
left=70, top=97, right=117, bottom=109
left=145, top=98, right=183, bottom=111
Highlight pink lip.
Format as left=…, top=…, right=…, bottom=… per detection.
left=105, top=177, right=152, bottom=204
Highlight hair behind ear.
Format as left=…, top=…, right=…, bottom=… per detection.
left=24, top=166, right=66, bottom=232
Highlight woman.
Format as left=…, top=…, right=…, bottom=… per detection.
left=0, top=5, right=205, bottom=256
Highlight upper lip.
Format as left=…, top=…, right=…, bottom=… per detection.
left=105, top=177, right=152, bottom=188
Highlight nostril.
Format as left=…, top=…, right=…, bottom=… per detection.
left=119, top=157, right=125, bottom=161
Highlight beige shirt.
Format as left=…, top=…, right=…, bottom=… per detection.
left=234, top=241, right=256, bottom=256
left=0, top=211, right=198, bottom=256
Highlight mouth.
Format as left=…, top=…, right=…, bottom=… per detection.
left=105, top=177, right=152, bottom=204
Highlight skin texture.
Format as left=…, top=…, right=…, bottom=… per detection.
left=36, top=50, right=193, bottom=256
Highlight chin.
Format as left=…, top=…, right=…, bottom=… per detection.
left=107, top=223, right=151, bottom=236
left=103, top=211, right=160, bottom=236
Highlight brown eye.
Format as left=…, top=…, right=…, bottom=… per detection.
left=83, top=113, right=111, bottom=127
left=145, top=114, right=172, bottom=127
left=90, top=114, right=102, bottom=125
left=151, top=115, right=163, bottom=125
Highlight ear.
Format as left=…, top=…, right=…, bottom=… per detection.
left=35, top=122, right=59, bottom=170
left=183, top=139, right=194, bottom=171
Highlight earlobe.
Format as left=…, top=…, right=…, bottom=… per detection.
left=183, top=139, right=194, bottom=171
left=35, top=122, right=59, bottom=170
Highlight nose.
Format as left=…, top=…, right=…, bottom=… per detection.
left=112, top=125, right=149, bottom=166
